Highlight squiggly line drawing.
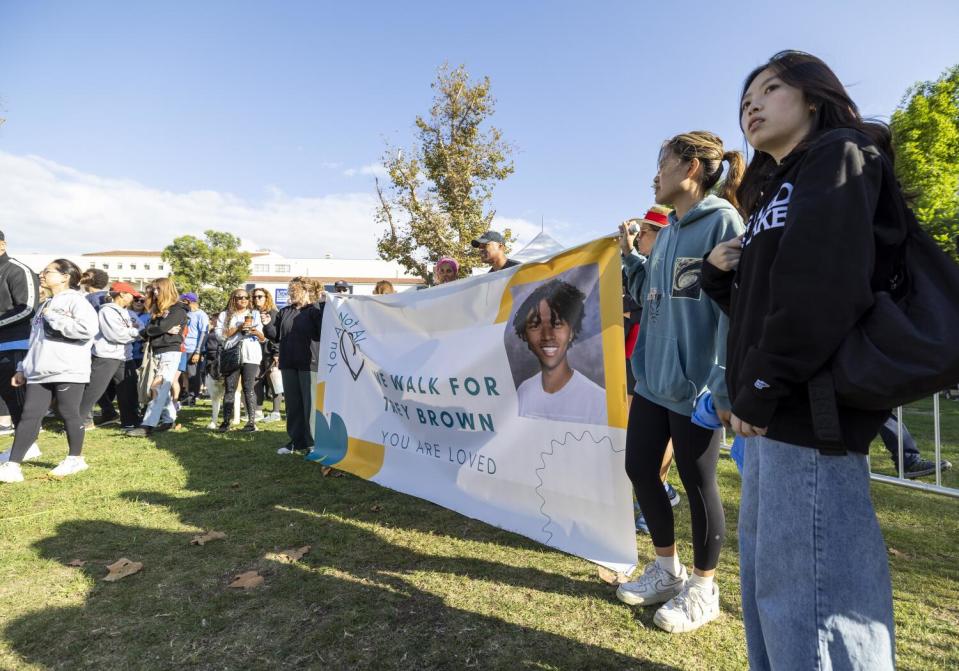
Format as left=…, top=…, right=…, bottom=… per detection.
left=533, top=430, right=621, bottom=544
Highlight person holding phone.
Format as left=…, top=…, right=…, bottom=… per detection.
left=215, top=288, right=264, bottom=432
left=251, top=287, right=282, bottom=423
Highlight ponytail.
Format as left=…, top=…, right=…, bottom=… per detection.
left=719, top=151, right=746, bottom=213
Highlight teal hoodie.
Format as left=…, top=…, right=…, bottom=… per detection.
left=623, top=195, right=744, bottom=416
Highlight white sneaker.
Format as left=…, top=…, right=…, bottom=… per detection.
left=206, top=420, right=218, bottom=430
left=254, top=411, right=265, bottom=422
left=0, top=443, right=42, bottom=463
left=0, top=461, right=24, bottom=483
left=276, top=446, right=294, bottom=455
left=265, top=411, right=282, bottom=423
left=50, top=455, right=88, bottom=478
left=616, top=561, right=688, bottom=606
left=653, top=580, right=720, bottom=633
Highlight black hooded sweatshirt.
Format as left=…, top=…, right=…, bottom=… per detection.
left=263, top=300, right=325, bottom=371
left=701, top=128, right=902, bottom=453
left=143, top=303, right=190, bottom=355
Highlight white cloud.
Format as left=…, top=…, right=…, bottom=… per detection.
left=0, top=151, right=554, bottom=262
left=343, top=162, right=388, bottom=178
left=0, top=151, right=385, bottom=258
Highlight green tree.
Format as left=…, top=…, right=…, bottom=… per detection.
left=161, top=230, right=252, bottom=312
left=375, top=63, right=515, bottom=281
left=891, top=65, right=959, bottom=258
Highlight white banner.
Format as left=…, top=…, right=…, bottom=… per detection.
left=310, top=238, right=637, bottom=572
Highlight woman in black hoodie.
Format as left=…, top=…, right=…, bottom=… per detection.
left=701, top=51, right=897, bottom=670
left=263, top=277, right=324, bottom=454
left=126, top=278, right=189, bottom=437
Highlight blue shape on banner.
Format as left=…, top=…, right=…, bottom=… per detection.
left=306, top=412, right=349, bottom=464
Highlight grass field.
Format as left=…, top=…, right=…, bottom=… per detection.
left=0, top=399, right=957, bottom=670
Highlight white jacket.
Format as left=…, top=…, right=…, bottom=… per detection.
left=92, top=302, right=143, bottom=360
left=19, top=289, right=99, bottom=383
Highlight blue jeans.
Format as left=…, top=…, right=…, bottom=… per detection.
left=141, top=351, right=181, bottom=427
left=739, top=436, right=895, bottom=670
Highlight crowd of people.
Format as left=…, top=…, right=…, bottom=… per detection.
left=1, top=49, right=953, bottom=669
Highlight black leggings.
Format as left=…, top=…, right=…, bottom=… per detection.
left=625, top=393, right=725, bottom=571
left=223, top=363, right=258, bottom=424
left=10, top=382, right=86, bottom=462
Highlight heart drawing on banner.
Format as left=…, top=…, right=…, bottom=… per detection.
left=338, top=328, right=365, bottom=381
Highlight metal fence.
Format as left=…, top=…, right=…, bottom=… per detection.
left=868, top=393, right=958, bottom=499
left=720, top=393, right=958, bottom=499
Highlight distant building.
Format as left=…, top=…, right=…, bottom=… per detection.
left=17, top=249, right=425, bottom=302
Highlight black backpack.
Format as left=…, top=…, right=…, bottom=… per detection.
left=811, top=154, right=959, bottom=442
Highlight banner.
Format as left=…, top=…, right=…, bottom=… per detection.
left=310, top=238, right=637, bottom=572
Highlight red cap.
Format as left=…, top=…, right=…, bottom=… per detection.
left=110, top=281, right=143, bottom=299
left=639, top=206, right=671, bottom=229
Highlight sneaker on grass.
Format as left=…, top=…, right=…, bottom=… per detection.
left=0, top=461, right=24, bottom=482
left=265, top=411, right=282, bottom=423
left=0, top=443, right=41, bottom=463
left=653, top=580, right=720, bottom=633
left=50, top=455, right=88, bottom=478
left=206, top=420, right=218, bottom=430
left=616, top=561, right=688, bottom=606
left=125, top=426, right=152, bottom=437
left=902, top=457, right=953, bottom=479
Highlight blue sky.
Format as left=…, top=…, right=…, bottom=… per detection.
left=2, top=0, right=958, bottom=258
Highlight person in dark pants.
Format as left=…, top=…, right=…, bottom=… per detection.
left=264, top=277, right=324, bottom=454
left=0, top=259, right=98, bottom=483
left=215, top=288, right=265, bottom=432
left=79, top=282, right=144, bottom=430
left=616, top=131, right=745, bottom=634
left=251, top=287, right=281, bottom=422
left=878, top=411, right=952, bottom=478
left=0, top=229, right=40, bottom=461
left=178, top=293, right=208, bottom=406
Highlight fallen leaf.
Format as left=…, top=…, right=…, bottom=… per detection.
left=67, top=559, right=86, bottom=568
left=103, top=558, right=143, bottom=582
left=597, top=567, right=630, bottom=585
left=320, top=467, right=333, bottom=477
left=370, top=504, right=382, bottom=512
left=280, top=545, right=310, bottom=562
left=230, top=482, right=241, bottom=489
left=190, top=530, right=227, bottom=546
left=888, top=547, right=910, bottom=559
left=228, top=571, right=264, bottom=589
left=264, top=545, right=312, bottom=564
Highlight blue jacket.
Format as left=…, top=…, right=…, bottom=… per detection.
left=623, top=195, right=743, bottom=416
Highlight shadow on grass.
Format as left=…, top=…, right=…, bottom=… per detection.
left=4, top=408, right=683, bottom=670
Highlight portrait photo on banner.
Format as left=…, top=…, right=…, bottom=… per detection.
left=503, top=263, right=608, bottom=426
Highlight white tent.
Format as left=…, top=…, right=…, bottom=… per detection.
left=511, top=231, right=566, bottom=263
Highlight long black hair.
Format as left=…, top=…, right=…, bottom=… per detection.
left=737, top=50, right=894, bottom=215
left=50, top=258, right=82, bottom=290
